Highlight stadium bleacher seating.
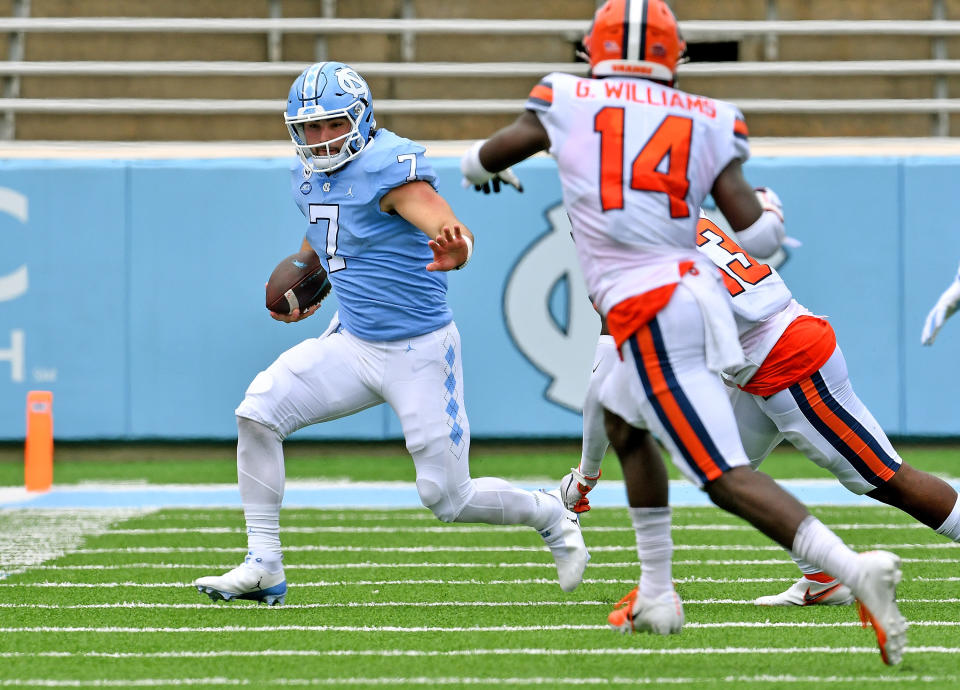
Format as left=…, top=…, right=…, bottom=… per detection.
left=2, top=0, right=960, bottom=141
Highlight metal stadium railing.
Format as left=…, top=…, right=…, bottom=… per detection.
left=3, top=17, right=960, bottom=138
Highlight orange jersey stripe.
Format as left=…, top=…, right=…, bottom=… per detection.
left=733, top=118, right=749, bottom=138
left=795, top=378, right=897, bottom=482
left=528, top=84, right=554, bottom=104
left=634, top=325, right=725, bottom=482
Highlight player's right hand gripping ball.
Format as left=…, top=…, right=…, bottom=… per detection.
left=265, top=249, right=331, bottom=314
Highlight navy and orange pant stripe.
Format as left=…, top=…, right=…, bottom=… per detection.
left=628, top=318, right=731, bottom=485
left=788, top=371, right=899, bottom=488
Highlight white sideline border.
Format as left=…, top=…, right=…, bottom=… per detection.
left=3, top=478, right=960, bottom=509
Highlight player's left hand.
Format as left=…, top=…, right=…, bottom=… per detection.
left=427, top=225, right=471, bottom=272
left=921, top=275, right=960, bottom=345
left=462, top=167, right=524, bottom=194
left=559, top=467, right=601, bottom=513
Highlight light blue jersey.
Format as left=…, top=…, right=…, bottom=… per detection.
left=289, top=129, right=452, bottom=341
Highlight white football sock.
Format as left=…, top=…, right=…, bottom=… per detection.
left=789, top=554, right=828, bottom=578
left=936, top=494, right=960, bottom=541
left=578, top=337, right=615, bottom=480
left=579, top=392, right=608, bottom=481
left=791, top=515, right=860, bottom=586
left=455, top=477, right=562, bottom=531
left=630, top=506, right=673, bottom=598
left=237, top=416, right=285, bottom=564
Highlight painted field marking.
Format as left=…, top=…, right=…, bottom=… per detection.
left=3, top=674, right=958, bottom=687
left=67, top=542, right=960, bottom=555
left=0, top=508, right=149, bottom=579
left=0, top=597, right=956, bottom=609
left=2, top=621, right=958, bottom=632
left=103, top=523, right=936, bottom=534
left=1, top=646, right=959, bottom=659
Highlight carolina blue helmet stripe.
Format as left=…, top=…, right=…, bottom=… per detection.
left=301, top=62, right=326, bottom=104
left=285, top=61, right=375, bottom=173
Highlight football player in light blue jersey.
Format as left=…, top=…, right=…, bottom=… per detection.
left=193, top=62, right=589, bottom=606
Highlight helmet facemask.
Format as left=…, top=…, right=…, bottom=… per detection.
left=284, top=62, right=376, bottom=174
left=286, top=99, right=369, bottom=174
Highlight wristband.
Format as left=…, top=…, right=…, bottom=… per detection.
left=454, top=235, right=474, bottom=270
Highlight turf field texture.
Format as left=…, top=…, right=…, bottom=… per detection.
left=1, top=444, right=959, bottom=687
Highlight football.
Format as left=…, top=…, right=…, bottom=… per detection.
left=265, top=249, right=331, bottom=315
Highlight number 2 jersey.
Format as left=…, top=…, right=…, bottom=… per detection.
left=289, top=129, right=452, bottom=342
left=527, top=72, right=750, bottom=322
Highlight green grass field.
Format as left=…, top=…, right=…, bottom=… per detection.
left=1, top=441, right=958, bottom=485
left=1, top=443, right=959, bottom=688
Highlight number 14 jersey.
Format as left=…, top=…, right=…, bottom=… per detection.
left=527, top=72, right=750, bottom=318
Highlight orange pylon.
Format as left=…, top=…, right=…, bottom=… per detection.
left=25, top=390, right=53, bottom=492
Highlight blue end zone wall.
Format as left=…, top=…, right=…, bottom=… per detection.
left=0, top=155, right=957, bottom=440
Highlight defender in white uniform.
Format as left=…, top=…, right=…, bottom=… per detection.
left=575, top=214, right=960, bottom=608
left=460, top=0, right=906, bottom=665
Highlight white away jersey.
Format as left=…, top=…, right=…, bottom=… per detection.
left=695, top=215, right=810, bottom=382
left=528, top=72, right=751, bottom=315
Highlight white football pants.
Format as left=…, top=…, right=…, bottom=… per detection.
left=729, top=345, right=902, bottom=495
left=599, top=286, right=750, bottom=488
left=235, top=319, right=554, bottom=526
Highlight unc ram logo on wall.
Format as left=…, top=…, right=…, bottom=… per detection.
left=503, top=203, right=600, bottom=413
left=0, top=187, right=28, bottom=383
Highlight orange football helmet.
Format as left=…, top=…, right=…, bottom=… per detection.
left=582, top=0, right=687, bottom=84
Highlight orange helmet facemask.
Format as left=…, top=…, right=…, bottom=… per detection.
left=582, top=0, right=687, bottom=84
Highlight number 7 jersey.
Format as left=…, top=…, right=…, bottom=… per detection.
left=527, top=72, right=750, bottom=316
left=288, top=129, right=452, bottom=342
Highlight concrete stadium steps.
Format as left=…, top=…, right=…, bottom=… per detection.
left=4, top=0, right=960, bottom=140
left=15, top=111, right=941, bottom=143
left=12, top=111, right=520, bottom=143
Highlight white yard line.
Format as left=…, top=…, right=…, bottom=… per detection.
left=2, top=675, right=957, bottom=687
left=2, top=621, right=958, bottom=632
left=9, top=566, right=960, bottom=586
left=1, top=646, right=959, bottom=659
left=0, top=597, right=956, bottom=609
left=68, top=542, right=960, bottom=555
left=3, top=556, right=957, bottom=582
left=103, top=523, right=934, bottom=534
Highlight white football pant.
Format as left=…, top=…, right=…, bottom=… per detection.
left=599, top=285, right=750, bottom=488
left=729, top=345, right=902, bottom=494
left=236, top=320, right=554, bottom=527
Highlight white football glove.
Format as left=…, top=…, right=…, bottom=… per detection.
left=754, top=186, right=783, bottom=221
left=460, top=140, right=524, bottom=194
left=559, top=467, right=601, bottom=513
left=755, top=186, right=805, bottom=247
left=921, top=268, right=960, bottom=346
left=468, top=168, right=524, bottom=194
